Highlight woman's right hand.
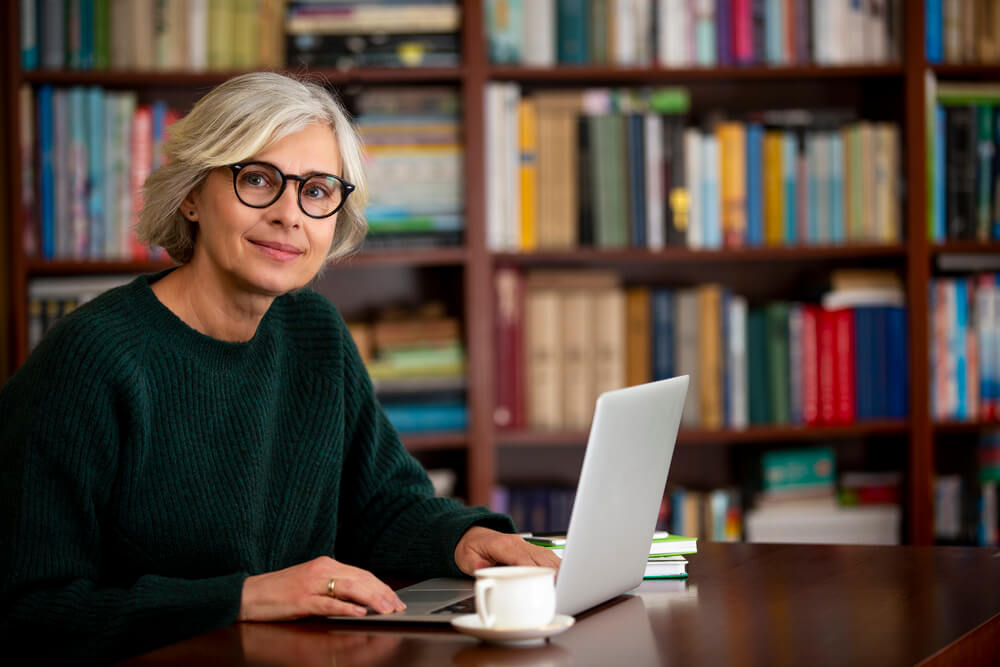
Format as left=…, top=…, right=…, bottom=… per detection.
left=238, top=556, right=406, bottom=621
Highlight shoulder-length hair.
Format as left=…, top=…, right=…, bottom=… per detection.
left=137, top=71, right=368, bottom=265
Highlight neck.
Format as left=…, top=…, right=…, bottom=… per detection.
left=151, top=260, right=275, bottom=343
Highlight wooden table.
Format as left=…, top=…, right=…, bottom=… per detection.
left=118, top=543, right=1000, bottom=666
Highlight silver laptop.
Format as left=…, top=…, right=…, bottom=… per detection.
left=337, top=375, right=689, bottom=622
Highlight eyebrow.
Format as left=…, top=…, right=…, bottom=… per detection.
left=250, top=159, right=341, bottom=176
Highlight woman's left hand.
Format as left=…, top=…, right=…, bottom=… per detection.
left=454, top=526, right=562, bottom=575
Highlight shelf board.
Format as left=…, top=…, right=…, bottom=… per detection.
left=493, top=244, right=907, bottom=266
left=344, top=247, right=467, bottom=267
left=19, top=66, right=464, bottom=87
left=933, top=420, right=1000, bottom=434
left=489, top=64, right=904, bottom=83
left=497, top=420, right=909, bottom=447
left=931, top=241, right=1000, bottom=255
left=929, top=64, right=1000, bottom=80
left=402, top=432, right=467, bottom=451
left=26, top=259, right=176, bottom=276
left=24, top=248, right=467, bottom=276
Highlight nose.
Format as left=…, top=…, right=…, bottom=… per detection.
left=268, top=181, right=302, bottom=228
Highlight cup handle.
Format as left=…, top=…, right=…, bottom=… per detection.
left=475, top=578, right=496, bottom=628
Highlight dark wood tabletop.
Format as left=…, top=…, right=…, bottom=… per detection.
left=117, top=542, right=1000, bottom=666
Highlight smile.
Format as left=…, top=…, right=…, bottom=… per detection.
left=248, top=239, right=304, bottom=261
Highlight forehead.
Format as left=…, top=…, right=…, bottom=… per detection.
left=252, top=123, right=342, bottom=173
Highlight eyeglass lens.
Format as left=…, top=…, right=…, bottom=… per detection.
left=234, top=163, right=344, bottom=217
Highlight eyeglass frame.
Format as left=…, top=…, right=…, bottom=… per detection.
left=226, top=161, right=356, bottom=219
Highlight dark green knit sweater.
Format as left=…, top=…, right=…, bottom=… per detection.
left=0, top=271, right=513, bottom=664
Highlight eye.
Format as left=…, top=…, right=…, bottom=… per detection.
left=303, top=181, right=334, bottom=200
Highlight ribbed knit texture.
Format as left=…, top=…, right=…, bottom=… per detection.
left=0, top=271, right=513, bottom=665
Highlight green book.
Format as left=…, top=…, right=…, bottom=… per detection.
left=747, top=308, right=770, bottom=424
left=526, top=531, right=698, bottom=557
left=766, top=302, right=790, bottom=425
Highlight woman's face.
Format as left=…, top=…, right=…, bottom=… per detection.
left=184, top=123, right=343, bottom=298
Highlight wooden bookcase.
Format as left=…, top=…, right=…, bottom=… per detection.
left=5, top=1, right=1000, bottom=544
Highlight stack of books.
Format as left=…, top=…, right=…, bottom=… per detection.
left=523, top=530, right=697, bottom=580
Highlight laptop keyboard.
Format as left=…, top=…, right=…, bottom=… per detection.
left=430, top=595, right=476, bottom=615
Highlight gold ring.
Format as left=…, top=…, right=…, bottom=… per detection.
left=327, top=578, right=337, bottom=598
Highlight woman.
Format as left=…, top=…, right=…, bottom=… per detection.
left=0, top=72, right=558, bottom=664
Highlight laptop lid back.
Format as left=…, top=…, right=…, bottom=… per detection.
left=555, top=375, right=688, bottom=616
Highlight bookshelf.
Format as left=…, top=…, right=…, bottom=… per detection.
left=4, top=1, right=1000, bottom=545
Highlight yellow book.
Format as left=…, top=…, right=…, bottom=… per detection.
left=561, top=289, right=596, bottom=430
left=717, top=122, right=747, bottom=248
left=697, top=284, right=723, bottom=430
left=232, top=0, right=258, bottom=69
left=518, top=97, right=539, bottom=252
left=208, top=0, right=235, bottom=70
left=762, top=131, right=784, bottom=246
left=625, top=287, right=652, bottom=388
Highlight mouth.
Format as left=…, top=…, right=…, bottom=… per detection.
left=248, top=239, right=304, bottom=261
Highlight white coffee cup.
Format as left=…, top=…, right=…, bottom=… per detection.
left=474, top=566, right=557, bottom=629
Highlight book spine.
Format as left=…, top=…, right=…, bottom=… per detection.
left=557, top=0, right=588, bottom=64
left=833, top=307, right=856, bottom=424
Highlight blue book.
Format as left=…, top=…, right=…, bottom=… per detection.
left=86, top=87, right=105, bottom=259
left=556, top=0, right=588, bottom=64
left=21, top=0, right=39, bottom=69
left=38, top=85, right=55, bottom=260
left=485, top=0, right=524, bottom=64
left=80, top=0, right=94, bottom=69
left=382, top=402, right=468, bottom=434
left=886, top=306, right=908, bottom=418
left=954, top=280, right=968, bottom=420
left=703, top=134, right=721, bottom=248
left=695, top=5, right=716, bottom=66
left=934, top=104, right=946, bottom=242
left=746, top=123, right=764, bottom=246
left=830, top=132, right=845, bottom=243
left=716, top=0, right=732, bottom=66
left=152, top=100, right=168, bottom=169
left=627, top=114, right=646, bottom=247
left=926, top=0, right=942, bottom=63
left=782, top=132, right=798, bottom=244
left=994, top=108, right=1000, bottom=240
left=651, top=289, right=675, bottom=381
left=806, top=134, right=820, bottom=244
left=872, top=307, right=889, bottom=418
left=764, top=0, right=783, bottom=64
left=855, top=307, right=872, bottom=420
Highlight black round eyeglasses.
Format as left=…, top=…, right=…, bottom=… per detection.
left=227, top=161, right=356, bottom=219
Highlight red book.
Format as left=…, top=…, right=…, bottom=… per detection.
left=493, top=267, right=524, bottom=429
left=818, top=308, right=836, bottom=425
left=832, top=308, right=856, bottom=424
left=802, top=304, right=821, bottom=425
left=732, top=0, right=753, bottom=64
left=129, top=104, right=153, bottom=261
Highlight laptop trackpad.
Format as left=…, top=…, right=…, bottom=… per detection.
left=398, top=577, right=473, bottom=592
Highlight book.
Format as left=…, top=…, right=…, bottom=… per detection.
left=644, top=555, right=688, bottom=579
left=525, top=530, right=698, bottom=557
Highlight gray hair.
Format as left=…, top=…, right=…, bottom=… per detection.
left=137, top=71, right=368, bottom=265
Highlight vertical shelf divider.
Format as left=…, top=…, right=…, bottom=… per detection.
left=904, top=0, right=933, bottom=545
left=460, top=0, right=495, bottom=506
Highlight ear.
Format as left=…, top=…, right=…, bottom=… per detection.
left=181, top=192, right=198, bottom=221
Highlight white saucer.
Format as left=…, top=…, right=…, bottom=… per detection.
left=450, top=614, right=575, bottom=646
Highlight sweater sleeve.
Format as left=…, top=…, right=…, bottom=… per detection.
left=0, top=334, right=245, bottom=664
left=332, top=317, right=515, bottom=579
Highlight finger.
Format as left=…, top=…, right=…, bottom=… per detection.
left=529, top=546, right=562, bottom=570
left=329, top=575, right=405, bottom=614
left=312, top=595, right=369, bottom=617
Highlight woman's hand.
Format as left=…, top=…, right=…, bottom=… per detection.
left=454, top=526, right=563, bottom=575
left=238, top=556, right=405, bottom=621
